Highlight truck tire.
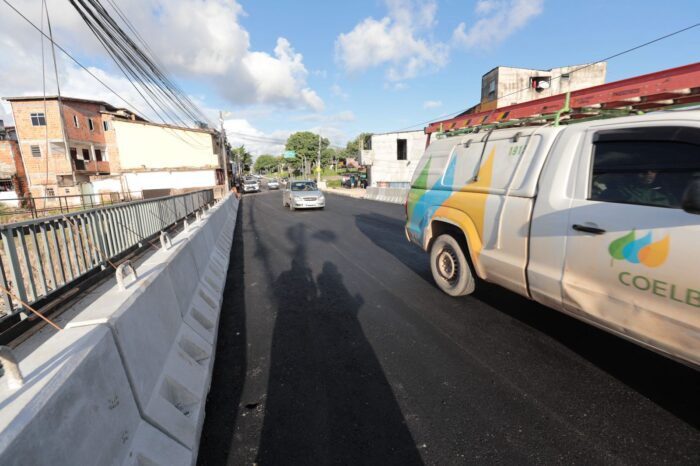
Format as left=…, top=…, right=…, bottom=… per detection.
left=430, top=234, right=476, bottom=297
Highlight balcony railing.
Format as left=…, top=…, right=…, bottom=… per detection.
left=72, top=159, right=110, bottom=174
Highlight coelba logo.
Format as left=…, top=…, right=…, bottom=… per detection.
left=608, top=230, right=670, bottom=268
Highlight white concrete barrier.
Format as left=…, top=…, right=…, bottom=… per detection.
left=366, top=187, right=409, bottom=204
left=0, top=326, right=192, bottom=466
left=0, top=193, right=239, bottom=465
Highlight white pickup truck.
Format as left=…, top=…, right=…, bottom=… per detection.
left=406, top=110, right=700, bottom=367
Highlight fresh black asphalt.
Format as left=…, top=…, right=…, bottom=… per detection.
left=198, top=190, right=700, bottom=465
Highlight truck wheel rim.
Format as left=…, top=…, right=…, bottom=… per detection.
left=437, top=248, right=459, bottom=283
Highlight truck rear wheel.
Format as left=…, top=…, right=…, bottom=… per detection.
left=430, top=234, right=475, bottom=297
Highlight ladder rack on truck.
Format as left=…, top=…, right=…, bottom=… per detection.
left=426, top=62, right=700, bottom=138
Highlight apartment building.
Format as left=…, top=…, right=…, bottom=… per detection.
left=4, top=96, right=223, bottom=203
left=4, top=96, right=125, bottom=199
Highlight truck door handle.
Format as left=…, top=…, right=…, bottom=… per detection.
left=572, top=224, right=606, bottom=235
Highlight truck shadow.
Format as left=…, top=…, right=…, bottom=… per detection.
left=356, top=212, right=700, bottom=430
left=256, top=223, right=423, bottom=465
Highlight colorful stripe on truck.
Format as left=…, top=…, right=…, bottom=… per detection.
left=406, top=148, right=496, bottom=263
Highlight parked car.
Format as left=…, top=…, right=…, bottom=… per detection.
left=282, top=180, right=325, bottom=210
left=406, top=110, right=700, bottom=368
left=267, top=178, right=280, bottom=190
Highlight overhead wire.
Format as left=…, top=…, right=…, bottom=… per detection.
left=2, top=0, right=213, bottom=150
left=394, top=22, right=700, bottom=132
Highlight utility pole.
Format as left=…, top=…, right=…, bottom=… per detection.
left=219, top=111, right=229, bottom=190
left=316, top=133, right=321, bottom=184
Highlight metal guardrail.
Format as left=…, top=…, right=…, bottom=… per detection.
left=0, top=191, right=145, bottom=222
left=0, top=189, right=214, bottom=323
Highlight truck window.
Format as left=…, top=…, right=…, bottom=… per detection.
left=590, top=131, right=700, bottom=209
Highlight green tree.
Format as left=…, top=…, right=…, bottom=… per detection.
left=343, top=132, right=372, bottom=160
left=231, top=145, right=252, bottom=173
left=253, top=154, right=278, bottom=173
left=285, top=131, right=330, bottom=174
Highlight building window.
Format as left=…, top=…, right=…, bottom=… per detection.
left=487, top=79, right=496, bottom=100
left=397, top=138, right=407, bottom=161
left=73, top=115, right=80, bottom=128
left=103, top=120, right=109, bottom=131
left=0, top=180, right=13, bottom=192
left=82, top=148, right=90, bottom=160
left=531, top=77, right=551, bottom=92
left=70, top=148, right=77, bottom=159
left=30, top=113, right=46, bottom=126
left=95, top=149, right=103, bottom=161
left=88, top=118, right=95, bottom=131
left=561, top=73, right=570, bottom=80
left=30, top=145, right=41, bottom=157
left=45, top=187, right=55, bottom=197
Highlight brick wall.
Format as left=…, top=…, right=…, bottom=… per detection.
left=63, top=101, right=107, bottom=144
left=10, top=98, right=113, bottom=189
left=0, top=140, right=17, bottom=176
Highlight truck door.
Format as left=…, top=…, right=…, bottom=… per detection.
left=562, top=124, right=700, bottom=363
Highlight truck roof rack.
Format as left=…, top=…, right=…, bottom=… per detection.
left=427, top=62, right=700, bottom=138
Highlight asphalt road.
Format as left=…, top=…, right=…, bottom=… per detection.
left=198, top=190, right=700, bottom=466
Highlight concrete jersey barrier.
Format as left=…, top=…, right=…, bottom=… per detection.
left=0, top=193, right=239, bottom=465
left=365, top=187, right=409, bottom=205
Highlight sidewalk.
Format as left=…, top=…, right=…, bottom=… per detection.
left=322, top=187, right=367, bottom=199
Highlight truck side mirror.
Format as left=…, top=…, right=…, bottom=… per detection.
left=681, top=178, right=700, bottom=215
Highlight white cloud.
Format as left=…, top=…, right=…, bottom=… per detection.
left=423, top=100, right=442, bottom=109
left=0, top=0, right=323, bottom=115
left=224, top=118, right=289, bottom=156
left=331, top=84, right=349, bottom=100
left=293, top=111, right=355, bottom=123
left=453, top=0, right=544, bottom=50
left=335, top=0, right=448, bottom=82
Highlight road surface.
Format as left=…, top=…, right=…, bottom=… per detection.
left=198, top=191, right=700, bottom=465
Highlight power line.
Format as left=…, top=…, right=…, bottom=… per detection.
left=3, top=0, right=214, bottom=150
left=395, top=21, right=700, bottom=132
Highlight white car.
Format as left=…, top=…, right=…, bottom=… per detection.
left=282, top=180, right=325, bottom=210
left=267, top=179, right=280, bottom=190
left=242, top=178, right=260, bottom=193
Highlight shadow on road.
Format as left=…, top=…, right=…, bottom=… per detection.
left=197, top=206, right=248, bottom=466
left=256, top=223, right=423, bottom=465
left=354, top=213, right=433, bottom=284
left=356, top=213, right=700, bottom=430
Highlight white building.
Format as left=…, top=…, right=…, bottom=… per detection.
left=478, top=62, right=607, bottom=111
left=92, top=116, right=223, bottom=197
left=359, top=130, right=427, bottom=188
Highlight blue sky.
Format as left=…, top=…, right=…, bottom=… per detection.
left=231, top=0, right=700, bottom=138
left=1, top=0, right=699, bottom=154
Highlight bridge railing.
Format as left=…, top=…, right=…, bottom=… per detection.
left=0, top=189, right=214, bottom=323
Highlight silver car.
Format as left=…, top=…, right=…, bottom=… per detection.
left=282, top=180, right=325, bottom=210
left=267, top=178, right=280, bottom=190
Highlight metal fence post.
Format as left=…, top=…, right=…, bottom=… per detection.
left=1, top=228, right=28, bottom=314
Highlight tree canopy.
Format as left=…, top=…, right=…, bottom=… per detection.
left=253, top=154, right=280, bottom=173
left=284, top=131, right=330, bottom=174
left=231, top=145, right=252, bottom=172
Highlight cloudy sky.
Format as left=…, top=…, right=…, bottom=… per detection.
left=1, top=0, right=699, bottom=155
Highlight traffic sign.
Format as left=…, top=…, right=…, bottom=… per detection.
left=283, top=150, right=296, bottom=159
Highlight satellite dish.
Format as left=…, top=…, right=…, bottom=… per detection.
left=535, top=79, right=550, bottom=90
